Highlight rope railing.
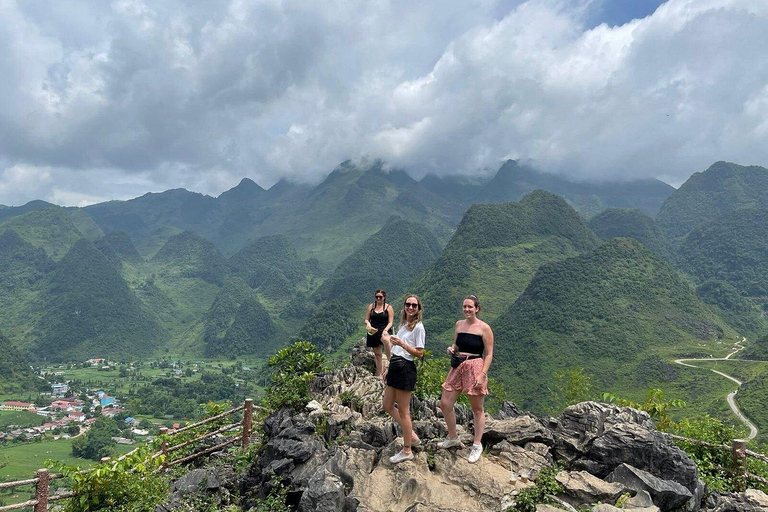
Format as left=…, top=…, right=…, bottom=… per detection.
left=0, top=398, right=254, bottom=512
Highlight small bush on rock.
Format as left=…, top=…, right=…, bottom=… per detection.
left=261, top=341, right=325, bottom=412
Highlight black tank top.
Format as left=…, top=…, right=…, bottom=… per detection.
left=456, top=332, right=484, bottom=356
left=370, top=305, right=390, bottom=330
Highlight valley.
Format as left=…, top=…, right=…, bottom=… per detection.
left=2, top=158, right=768, bottom=481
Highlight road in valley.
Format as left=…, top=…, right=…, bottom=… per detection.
left=674, top=338, right=758, bottom=440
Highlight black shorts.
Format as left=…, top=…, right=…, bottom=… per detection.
left=386, top=355, right=417, bottom=391
left=366, top=327, right=392, bottom=348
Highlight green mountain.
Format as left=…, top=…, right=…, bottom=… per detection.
left=412, top=190, right=601, bottom=335
left=678, top=208, right=768, bottom=296
left=694, top=280, right=767, bottom=339
left=588, top=208, right=674, bottom=262
left=249, top=160, right=456, bottom=269
left=657, top=161, right=768, bottom=244
left=35, top=239, right=164, bottom=361
left=203, top=280, right=278, bottom=358
left=229, top=234, right=309, bottom=288
left=152, top=231, right=229, bottom=285
left=477, top=160, right=674, bottom=217
left=0, top=207, right=90, bottom=261
left=94, top=231, right=143, bottom=265
left=742, top=333, right=768, bottom=360
left=492, top=238, right=736, bottom=413
left=296, top=217, right=443, bottom=350
left=0, top=200, right=56, bottom=223
left=0, top=332, right=41, bottom=394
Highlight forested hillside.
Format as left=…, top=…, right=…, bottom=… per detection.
left=657, top=161, right=768, bottom=244
left=0, top=332, right=40, bottom=393
left=296, top=217, right=443, bottom=351
left=588, top=208, right=673, bottom=262
left=492, top=238, right=736, bottom=413
left=412, top=190, right=601, bottom=335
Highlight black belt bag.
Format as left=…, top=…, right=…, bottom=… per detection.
left=450, top=353, right=481, bottom=369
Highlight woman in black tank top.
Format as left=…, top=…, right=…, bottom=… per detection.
left=364, top=289, right=394, bottom=377
left=437, top=294, right=494, bottom=464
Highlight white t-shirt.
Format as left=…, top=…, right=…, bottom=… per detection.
left=391, top=322, right=425, bottom=361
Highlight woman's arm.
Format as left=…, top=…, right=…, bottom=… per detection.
left=447, top=320, right=460, bottom=355
left=475, top=323, right=494, bottom=387
left=384, top=305, right=394, bottom=332
left=364, top=304, right=373, bottom=330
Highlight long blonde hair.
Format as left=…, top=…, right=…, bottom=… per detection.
left=399, top=294, right=423, bottom=331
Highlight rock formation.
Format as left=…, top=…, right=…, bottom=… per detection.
left=158, top=341, right=768, bottom=512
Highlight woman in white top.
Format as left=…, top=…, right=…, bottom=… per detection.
left=381, top=294, right=425, bottom=464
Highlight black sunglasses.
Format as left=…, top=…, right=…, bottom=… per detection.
left=404, top=303, right=419, bottom=309
left=375, top=295, right=384, bottom=299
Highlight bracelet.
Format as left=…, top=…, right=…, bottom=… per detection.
left=481, top=371, right=487, bottom=376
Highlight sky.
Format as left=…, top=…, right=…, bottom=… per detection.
left=2, top=0, right=767, bottom=206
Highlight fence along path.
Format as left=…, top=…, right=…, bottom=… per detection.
left=0, top=398, right=255, bottom=512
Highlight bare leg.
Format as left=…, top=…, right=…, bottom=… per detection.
left=372, top=345, right=383, bottom=376
left=395, top=389, right=413, bottom=453
left=469, top=394, right=485, bottom=445
left=439, top=389, right=462, bottom=438
left=382, top=385, right=402, bottom=425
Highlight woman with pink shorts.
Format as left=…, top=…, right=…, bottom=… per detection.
left=437, top=294, right=494, bottom=463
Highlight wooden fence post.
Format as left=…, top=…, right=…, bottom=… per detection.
left=34, top=468, right=49, bottom=512
left=159, top=427, right=169, bottom=464
left=732, top=439, right=747, bottom=490
left=242, top=399, right=253, bottom=448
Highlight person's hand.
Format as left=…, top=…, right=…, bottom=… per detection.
left=474, top=372, right=487, bottom=388
left=381, top=366, right=388, bottom=382
left=447, top=345, right=455, bottom=355
left=391, top=336, right=400, bottom=347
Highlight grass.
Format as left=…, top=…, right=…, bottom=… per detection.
left=0, top=438, right=134, bottom=507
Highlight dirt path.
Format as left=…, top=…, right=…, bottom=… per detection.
left=674, top=338, right=758, bottom=440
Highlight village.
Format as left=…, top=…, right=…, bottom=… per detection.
left=0, top=358, right=163, bottom=445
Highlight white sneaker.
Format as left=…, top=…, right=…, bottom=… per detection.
left=468, top=443, right=483, bottom=463
left=390, top=450, right=414, bottom=464
left=437, top=436, right=462, bottom=449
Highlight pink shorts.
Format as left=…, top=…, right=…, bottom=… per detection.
left=442, top=357, right=488, bottom=396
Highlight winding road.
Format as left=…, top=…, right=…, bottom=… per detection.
left=674, top=338, right=758, bottom=440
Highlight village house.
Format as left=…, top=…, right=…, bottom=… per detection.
left=2, top=401, right=35, bottom=412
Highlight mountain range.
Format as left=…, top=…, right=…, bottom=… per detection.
left=1, top=158, right=768, bottom=427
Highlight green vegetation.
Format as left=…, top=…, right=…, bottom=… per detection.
left=509, top=463, right=563, bottom=512
left=203, top=280, right=278, bottom=357
left=129, top=372, right=245, bottom=418
left=36, top=239, right=163, bottom=361
left=298, top=217, right=441, bottom=351
left=413, top=190, right=600, bottom=336
left=678, top=208, right=768, bottom=296
left=0, top=333, right=40, bottom=393
left=657, top=161, right=768, bottom=244
left=0, top=410, right=43, bottom=430
left=588, top=208, right=673, bottom=262
left=0, top=207, right=91, bottom=261
left=71, top=417, right=121, bottom=461
left=229, top=234, right=309, bottom=287
left=261, top=341, right=326, bottom=412
left=493, top=238, right=736, bottom=414
left=151, top=231, right=229, bottom=285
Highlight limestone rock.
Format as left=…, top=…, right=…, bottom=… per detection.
left=625, top=490, right=655, bottom=508
left=555, top=470, right=625, bottom=505
left=606, top=463, right=692, bottom=512
left=484, top=415, right=555, bottom=446
left=711, top=489, right=768, bottom=512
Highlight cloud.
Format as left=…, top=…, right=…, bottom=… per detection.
left=1, top=0, right=767, bottom=205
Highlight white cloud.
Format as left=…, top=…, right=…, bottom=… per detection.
left=1, top=0, right=768, bottom=204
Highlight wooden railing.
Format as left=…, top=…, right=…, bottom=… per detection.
left=667, top=434, right=768, bottom=486
left=0, top=398, right=255, bottom=512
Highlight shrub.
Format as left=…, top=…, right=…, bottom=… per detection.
left=261, top=341, right=326, bottom=412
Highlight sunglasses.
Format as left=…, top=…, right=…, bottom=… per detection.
left=375, top=295, right=384, bottom=299
left=404, top=303, right=419, bottom=309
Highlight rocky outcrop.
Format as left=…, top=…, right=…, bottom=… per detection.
left=157, top=341, right=765, bottom=512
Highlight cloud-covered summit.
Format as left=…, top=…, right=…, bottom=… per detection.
left=2, top=0, right=767, bottom=206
